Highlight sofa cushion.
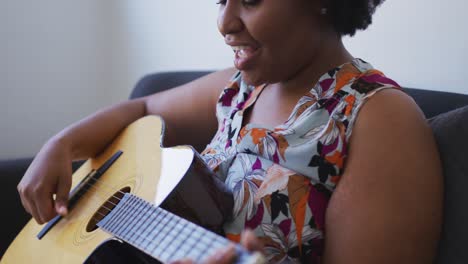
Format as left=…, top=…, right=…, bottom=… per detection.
left=430, top=105, right=468, bottom=264
left=404, top=88, right=468, bottom=119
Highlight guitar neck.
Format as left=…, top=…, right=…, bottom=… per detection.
left=97, top=193, right=261, bottom=264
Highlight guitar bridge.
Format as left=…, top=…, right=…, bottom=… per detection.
left=36, top=151, right=123, bottom=239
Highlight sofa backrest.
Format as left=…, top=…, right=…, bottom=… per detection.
left=404, top=88, right=468, bottom=118
left=429, top=106, right=468, bottom=264
left=130, top=71, right=468, bottom=119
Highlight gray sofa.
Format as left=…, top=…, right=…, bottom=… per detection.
left=1, top=71, right=467, bottom=263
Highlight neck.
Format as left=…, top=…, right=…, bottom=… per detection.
left=271, top=37, right=353, bottom=96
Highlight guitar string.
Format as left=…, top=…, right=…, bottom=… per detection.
left=81, top=172, right=231, bottom=250
left=55, top=181, right=225, bottom=262
left=59, top=175, right=229, bottom=260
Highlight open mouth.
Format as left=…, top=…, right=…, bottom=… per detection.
left=232, top=46, right=260, bottom=70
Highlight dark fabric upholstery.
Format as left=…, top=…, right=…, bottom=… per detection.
left=403, top=88, right=468, bottom=118
left=130, top=71, right=212, bottom=99
left=0, top=160, right=83, bottom=257
left=0, top=158, right=34, bottom=256
left=429, top=106, right=468, bottom=264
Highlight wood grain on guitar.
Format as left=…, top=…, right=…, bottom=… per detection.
left=1, top=116, right=265, bottom=264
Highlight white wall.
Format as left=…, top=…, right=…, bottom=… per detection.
left=344, top=0, right=468, bottom=93
left=117, top=1, right=230, bottom=96
left=2, top=0, right=468, bottom=159
left=1, top=1, right=129, bottom=159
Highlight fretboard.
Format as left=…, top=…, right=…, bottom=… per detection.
left=97, top=193, right=262, bottom=264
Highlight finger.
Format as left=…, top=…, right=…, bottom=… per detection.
left=34, top=189, right=56, bottom=224
left=24, top=192, right=44, bottom=224
left=169, top=259, right=194, bottom=264
left=54, top=170, right=71, bottom=216
left=204, top=244, right=237, bottom=264
left=29, top=204, right=44, bottom=224
left=18, top=185, right=44, bottom=224
left=17, top=185, right=31, bottom=215
left=241, top=229, right=264, bottom=253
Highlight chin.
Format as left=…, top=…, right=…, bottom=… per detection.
left=240, top=71, right=265, bottom=87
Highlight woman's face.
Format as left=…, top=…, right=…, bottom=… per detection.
left=217, top=0, right=329, bottom=86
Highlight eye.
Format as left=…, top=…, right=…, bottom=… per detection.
left=216, top=0, right=260, bottom=6
left=242, top=0, right=260, bottom=6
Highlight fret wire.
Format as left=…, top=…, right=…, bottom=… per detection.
left=186, top=226, right=220, bottom=253
left=126, top=200, right=152, bottom=247
left=162, top=217, right=190, bottom=262
left=132, top=198, right=160, bottom=247
left=112, top=195, right=167, bottom=253
left=97, top=194, right=235, bottom=264
left=137, top=205, right=164, bottom=251
left=128, top=199, right=155, bottom=246
left=154, top=219, right=189, bottom=256
left=214, top=234, right=229, bottom=248
left=146, top=209, right=171, bottom=252
left=173, top=219, right=225, bottom=262
left=196, top=230, right=229, bottom=262
left=103, top=195, right=134, bottom=233
left=163, top=216, right=195, bottom=259
left=117, top=196, right=147, bottom=241
left=176, top=227, right=202, bottom=253
left=109, top=195, right=140, bottom=236
left=158, top=218, right=183, bottom=262
left=193, top=229, right=214, bottom=262
left=116, top=196, right=148, bottom=240
left=153, top=213, right=182, bottom=260
left=114, top=196, right=141, bottom=236
left=147, top=209, right=172, bottom=253
left=175, top=222, right=206, bottom=259
left=147, top=209, right=172, bottom=254
left=141, top=208, right=166, bottom=252
left=172, top=224, right=210, bottom=262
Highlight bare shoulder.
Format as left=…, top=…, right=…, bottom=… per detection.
left=144, top=67, right=237, bottom=149
left=323, top=88, right=444, bottom=264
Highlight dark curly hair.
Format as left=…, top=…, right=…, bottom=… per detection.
left=326, top=0, right=385, bottom=36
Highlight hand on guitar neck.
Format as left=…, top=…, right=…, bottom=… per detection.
left=170, top=230, right=264, bottom=264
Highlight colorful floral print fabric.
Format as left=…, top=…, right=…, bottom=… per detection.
left=201, top=58, right=400, bottom=263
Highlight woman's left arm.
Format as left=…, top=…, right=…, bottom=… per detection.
left=322, top=89, right=444, bottom=264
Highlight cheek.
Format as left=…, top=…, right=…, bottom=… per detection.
left=255, top=30, right=317, bottom=82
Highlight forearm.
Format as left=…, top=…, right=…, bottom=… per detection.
left=49, top=98, right=147, bottom=160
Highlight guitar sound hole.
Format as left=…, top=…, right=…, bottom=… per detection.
left=86, top=187, right=131, bottom=232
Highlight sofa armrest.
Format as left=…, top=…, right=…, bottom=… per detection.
left=0, top=158, right=34, bottom=257
left=0, top=159, right=85, bottom=257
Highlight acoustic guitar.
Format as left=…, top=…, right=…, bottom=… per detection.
left=1, top=116, right=265, bottom=264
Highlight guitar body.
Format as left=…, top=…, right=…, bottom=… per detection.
left=2, top=116, right=233, bottom=264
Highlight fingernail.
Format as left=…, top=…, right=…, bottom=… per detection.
left=58, top=205, right=68, bottom=215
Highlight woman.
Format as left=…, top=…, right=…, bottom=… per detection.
left=17, top=0, right=443, bottom=263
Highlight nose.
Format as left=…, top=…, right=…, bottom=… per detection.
left=217, top=2, right=244, bottom=37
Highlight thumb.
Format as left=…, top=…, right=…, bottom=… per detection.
left=55, top=172, right=71, bottom=216
left=241, top=229, right=264, bottom=253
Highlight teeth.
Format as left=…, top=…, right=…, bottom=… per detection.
left=238, top=49, right=248, bottom=58
left=232, top=46, right=252, bottom=58
left=232, top=45, right=249, bottom=52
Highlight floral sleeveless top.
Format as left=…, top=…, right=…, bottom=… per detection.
left=201, top=58, right=400, bottom=263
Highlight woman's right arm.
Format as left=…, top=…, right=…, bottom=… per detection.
left=17, top=68, right=237, bottom=224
